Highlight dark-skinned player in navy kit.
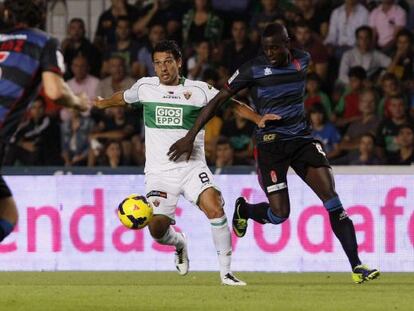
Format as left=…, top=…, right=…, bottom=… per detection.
left=168, top=22, right=380, bottom=283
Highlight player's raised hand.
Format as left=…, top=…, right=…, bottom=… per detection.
left=168, top=135, right=194, bottom=162
left=258, top=114, right=281, bottom=128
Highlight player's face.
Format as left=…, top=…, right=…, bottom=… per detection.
left=153, top=52, right=182, bottom=85
left=262, top=33, right=290, bottom=66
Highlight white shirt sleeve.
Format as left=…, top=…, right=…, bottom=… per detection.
left=123, top=79, right=143, bottom=104
left=199, top=81, right=219, bottom=103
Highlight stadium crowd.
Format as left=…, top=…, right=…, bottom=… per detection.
left=2, top=0, right=414, bottom=168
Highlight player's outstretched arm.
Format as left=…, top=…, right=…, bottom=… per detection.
left=92, top=91, right=126, bottom=109
left=232, top=98, right=281, bottom=128
left=42, top=72, right=88, bottom=112
left=168, top=88, right=232, bottom=161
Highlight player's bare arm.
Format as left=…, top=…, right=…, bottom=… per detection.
left=92, top=91, right=126, bottom=109
left=167, top=88, right=232, bottom=161
left=42, top=72, right=89, bottom=112
left=231, top=98, right=281, bottom=128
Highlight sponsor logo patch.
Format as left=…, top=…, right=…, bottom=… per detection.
left=155, top=106, right=183, bottom=126
left=228, top=69, right=239, bottom=84
left=152, top=199, right=160, bottom=207
left=146, top=190, right=167, bottom=198
left=0, top=51, right=10, bottom=63
left=263, top=133, right=277, bottom=142
left=264, top=67, right=272, bottom=75
left=267, top=182, right=287, bottom=193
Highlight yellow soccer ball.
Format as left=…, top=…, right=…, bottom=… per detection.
left=117, top=194, right=153, bottom=229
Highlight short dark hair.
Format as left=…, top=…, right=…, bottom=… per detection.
left=152, top=40, right=182, bottom=61
left=348, top=66, right=367, bottom=80
left=4, top=0, right=43, bottom=27
left=116, top=16, right=130, bottom=26
left=295, top=20, right=311, bottom=30
left=309, top=103, right=327, bottom=123
left=70, top=18, right=85, bottom=28
left=398, top=124, right=414, bottom=135
left=262, top=22, right=289, bottom=41
left=355, top=25, right=373, bottom=39
left=396, top=28, right=413, bottom=42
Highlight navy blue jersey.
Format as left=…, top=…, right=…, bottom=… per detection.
left=0, top=28, right=62, bottom=142
left=225, top=48, right=312, bottom=143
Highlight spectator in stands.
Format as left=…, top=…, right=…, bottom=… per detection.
left=220, top=103, right=255, bottom=165
left=95, top=56, right=135, bottom=99
left=324, top=0, right=369, bottom=58
left=333, top=66, right=367, bottom=129
left=309, top=103, right=342, bottom=159
left=294, top=21, right=329, bottom=82
left=333, top=133, right=383, bottom=165
left=130, top=135, right=146, bottom=166
left=97, top=140, right=124, bottom=168
left=304, top=73, right=332, bottom=117
left=88, top=106, right=140, bottom=166
left=387, top=124, right=414, bottom=164
left=293, top=0, right=329, bottom=37
left=62, top=18, right=101, bottom=79
left=61, top=109, right=94, bottom=166
left=378, top=72, right=402, bottom=117
left=376, top=96, right=413, bottom=159
left=250, top=0, right=284, bottom=44
left=214, top=137, right=235, bottom=174
left=4, top=97, right=61, bottom=166
left=187, top=40, right=213, bottom=80
left=61, top=55, right=100, bottom=122
left=102, top=17, right=141, bottom=78
left=94, top=0, right=140, bottom=51
left=338, top=88, right=381, bottom=153
left=133, top=0, right=183, bottom=43
left=369, top=0, right=407, bottom=51
left=338, top=26, right=391, bottom=85
left=221, top=19, right=258, bottom=75
left=136, top=23, right=166, bottom=77
left=388, top=29, right=414, bottom=82
left=182, top=0, right=223, bottom=49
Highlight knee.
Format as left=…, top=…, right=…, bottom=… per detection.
left=269, top=202, right=290, bottom=219
left=148, top=217, right=170, bottom=240
left=203, top=205, right=225, bottom=219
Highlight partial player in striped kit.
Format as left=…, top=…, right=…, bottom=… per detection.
left=0, top=0, right=88, bottom=243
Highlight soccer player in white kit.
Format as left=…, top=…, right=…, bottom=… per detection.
left=94, top=41, right=246, bottom=285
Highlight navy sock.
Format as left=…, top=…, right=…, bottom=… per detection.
left=0, top=219, right=14, bottom=242
left=325, top=197, right=361, bottom=269
left=244, top=202, right=287, bottom=225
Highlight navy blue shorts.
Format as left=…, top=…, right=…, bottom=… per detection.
left=256, top=138, right=330, bottom=195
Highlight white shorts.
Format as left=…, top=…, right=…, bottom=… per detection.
left=145, top=163, right=220, bottom=224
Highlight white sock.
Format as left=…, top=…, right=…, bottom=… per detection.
left=155, top=226, right=185, bottom=250
left=210, top=215, right=232, bottom=278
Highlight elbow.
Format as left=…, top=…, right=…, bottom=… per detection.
left=44, top=86, right=63, bottom=101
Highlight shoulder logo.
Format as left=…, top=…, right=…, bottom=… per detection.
left=264, top=67, right=272, bottom=76
left=228, top=69, right=239, bottom=84
left=184, top=91, right=192, bottom=100
left=292, top=59, right=301, bottom=71
left=207, top=83, right=213, bottom=90
left=0, top=51, right=10, bottom=63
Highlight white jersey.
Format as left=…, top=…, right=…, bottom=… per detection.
left=123, top=77, right=219, bottom=174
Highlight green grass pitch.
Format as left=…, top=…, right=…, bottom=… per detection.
left=0, top=272, right=413, bottom=311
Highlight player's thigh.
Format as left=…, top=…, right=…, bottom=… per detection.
left=145, top=173, right=180, bottom=225
left=182, top=164, right=223, bottom=215
left=290, top=140, right=336, bottom=201
left=256, top=142, right=289, bottom=196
